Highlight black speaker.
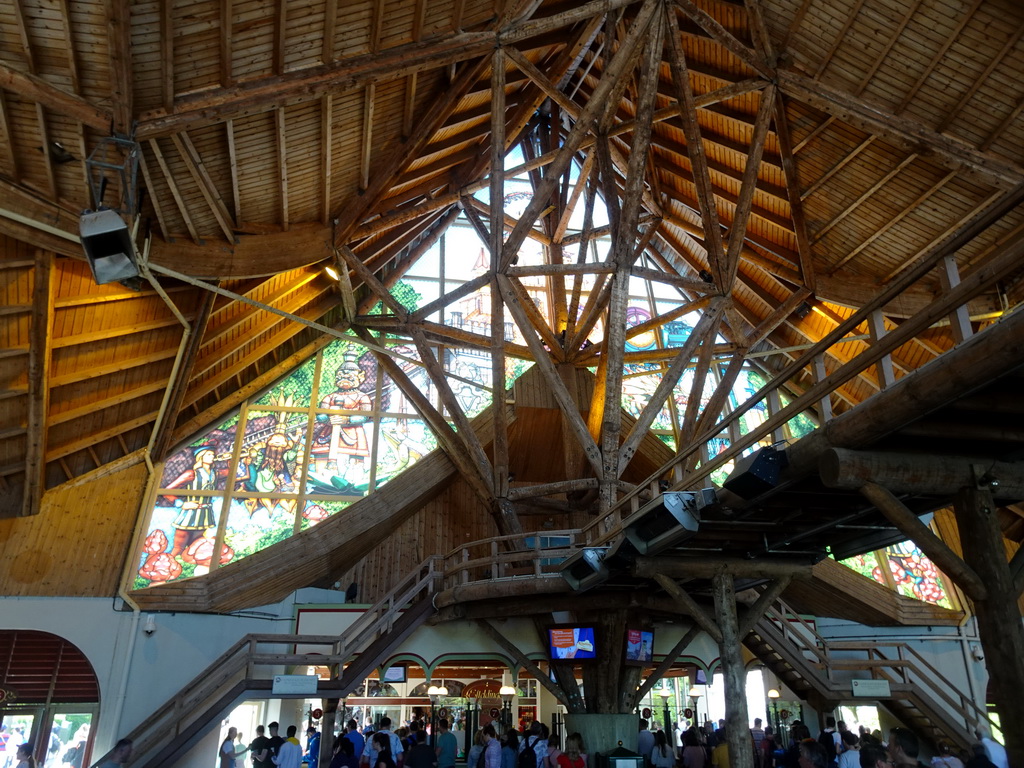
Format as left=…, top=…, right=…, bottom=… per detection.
left=79, top=208, right=139, bottom=285
left=723, top=446, right=788, bottom=499
left=559, top=547, right=609, bottom=592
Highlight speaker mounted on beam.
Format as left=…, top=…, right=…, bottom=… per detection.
left=622, top=490, right=714, bottom=555
left=723, top=445, right=788, bottom=500
left=559, top=547, right=610, bottom=592
left=79, top=208, right=140, bottom=286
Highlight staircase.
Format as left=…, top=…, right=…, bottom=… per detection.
left=746, top=597, right=993, bottom=751
left=97, top=557, right=442, bottom=768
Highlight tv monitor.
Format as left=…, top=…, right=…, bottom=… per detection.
left=547, top=625, right=597, bottom=660
left=380, top=666, right=406, bottom=683
left=624, top=629, right=654, bottom=665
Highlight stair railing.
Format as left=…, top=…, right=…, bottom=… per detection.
left=826, top=639, right=996, bottom=738
left=441, top=530, right=583, bottom=588
left=760, top=597, right=834, bottom=686
left=94, top=555, right=444, bottom=768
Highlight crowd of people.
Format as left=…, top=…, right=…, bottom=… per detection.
left=226, top=716, right=590, bottom=768
left=635, top=715, right=1008, bottom=768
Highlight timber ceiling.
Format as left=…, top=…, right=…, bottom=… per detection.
left=1, top=0, right=1023, bottom=566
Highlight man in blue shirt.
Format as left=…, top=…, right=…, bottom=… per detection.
left=343, top=720, right=365, bottom=759
left=305, top=727, right=321, bottom=768
left=435, top=719, right=458, bottom=768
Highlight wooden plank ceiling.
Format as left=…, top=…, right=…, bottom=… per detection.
left=0, top=0, right=1022, bottom=537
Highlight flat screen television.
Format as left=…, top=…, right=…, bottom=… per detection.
left=547, top=625, right=597, bottom=661
left=624, top=629, right=654, bottom=665
left=380, top=666, right=406, bottom=683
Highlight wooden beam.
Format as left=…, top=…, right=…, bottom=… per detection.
left=277, top=107, right=289, bottom=229
left=737, top=578, right=791, bottom=638
left=653, top=573, right=722, bottom=644
left=22, top=250, right=53, bottom=516
left=499, top=0, right=659, bottom=271
left=496, top=274, right=604, bottom=479
left=778, top=69, right=1024, bottom=188
left=953, top=486, right=1024, bottom=766
left=674, top=0, right=773, bottom=79
left=106, top=0, right=133, bottom=134
left=857, top=481, right=987, bottom=600
left=0, top=61, right=111, bottom=131
left=150, top=290, right=216, bottom=460
left=664, top=6, right=726, bottom=289
left=477, top=619, right=571, bottom=707
left=771, top=95, right=816, bottom=292
left=172, top=133, right=237, bottom=241
left=723, top=84, right=776, bottom=289
left=618, top=302, right=724, bottom=468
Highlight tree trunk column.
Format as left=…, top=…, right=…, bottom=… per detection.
left=953, top=486, right=1024, bottom=765
left=712, top=573, right=753, bottom=768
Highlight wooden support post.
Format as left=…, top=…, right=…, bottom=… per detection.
left=939, top=255, right=973, bottom=344
left=711, top=573, right=754, bottom=768
left=867, top=309, right=895, bottom=389
left=812, top=354, right=832, bottom=423
left=855, top=481, right=987, bottom=600
left=952, top=485, right=1024, bottom=766
left=22, top=250, right=53, bottom=517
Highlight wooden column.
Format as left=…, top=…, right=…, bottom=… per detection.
left=711, top=574, right=754, bottom=768
left=953, top=486, right=1024, bottom=767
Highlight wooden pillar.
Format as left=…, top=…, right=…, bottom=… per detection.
left=953, top=486, right=1024, bottom=766
left=711, top=574, right=753, bottom=768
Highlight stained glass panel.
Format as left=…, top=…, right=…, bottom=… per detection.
left=885, top=541, right=953, bottom=608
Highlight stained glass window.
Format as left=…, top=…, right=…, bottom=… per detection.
left=839, top=539, right=954, bottom=609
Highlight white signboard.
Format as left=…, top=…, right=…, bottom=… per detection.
left=851, top=679, right=891, bottom=698
left=273, top=674, right=319, bottom=695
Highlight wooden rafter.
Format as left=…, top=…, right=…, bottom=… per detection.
left=664, top=6, right=726, bottom=289
left=171, top=133, right=237, bottom=242
left=147, top=138, right=201, bottom=243
left=150, top=290, right=216, bottom=460
left=778, top=70, right=1024, bottom=188
left=277, top=107, right=290, bottom=229
left=723, top=84, right=776, bottom=289
left=21, top=250, right=53, bottom=517
left=618, top=300, right=724, bottom=470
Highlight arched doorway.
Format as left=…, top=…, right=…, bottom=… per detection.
left=0, top=631, right=100, bottom=768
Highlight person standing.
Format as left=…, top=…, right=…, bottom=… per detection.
left=361, top=718, right=403, bottom=768
left=343, top=720, right=365, bottom=760
left=250, top=726, right=272, bottom=768
left=273, top=726, right=302, bottom=768
left=268, top=723, right=285, bottom=762
left=306, top=727, right=321, bottom=768
left=637, top=721, right=655, bottom=766
left=371, top=734, right=397, bottom=768
left=14, top=744, right=36, bottom=768
left=435, top=718, right=458, bottom=768
left=221, top=728, right=249, bottom=768
left=973, top=726, right=1008, bottom=768
left=482, top=726, right=501, bottom=768
left=751, top=720, right=766, bottom=768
